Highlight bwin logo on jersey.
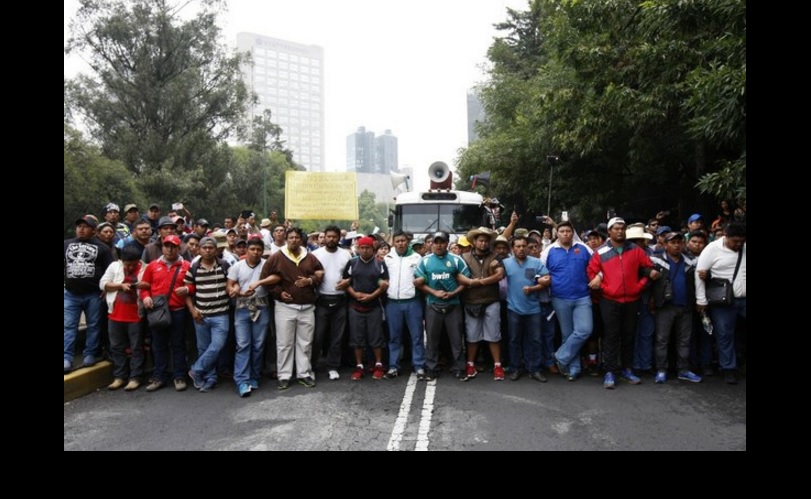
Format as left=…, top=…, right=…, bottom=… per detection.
left=432, top=272, right=451, bottom=280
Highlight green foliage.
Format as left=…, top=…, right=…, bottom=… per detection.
left=64, top=125, right=143, bottom=237
left=65, top=0, right=252, bottom=191
left=458, top=0, right=746, bottom=226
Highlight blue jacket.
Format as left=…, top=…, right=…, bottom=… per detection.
left=541, top=241, right=593, bottom=300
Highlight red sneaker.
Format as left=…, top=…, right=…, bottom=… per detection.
left=372, top=363, right=384, bottom=380
left=493, top=364, right=505, bottom=381
left=465, top=363, right=477, bottom=379
left=351, top=366, right=364, bottom=381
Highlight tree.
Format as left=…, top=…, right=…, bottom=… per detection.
left=65, top=0, right=252, bottom=204
left=457, top=0, right=745, bottom=227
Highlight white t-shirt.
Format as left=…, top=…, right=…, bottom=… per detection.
left=227, top=258, right=268, bottom=298
left=312, top=247, right=352, bottom=296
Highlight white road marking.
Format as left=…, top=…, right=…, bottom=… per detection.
left=415, top=379, right=437, bottom=451
left=386, top=373, right=418, bottom=451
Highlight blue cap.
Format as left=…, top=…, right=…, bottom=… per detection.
left=656, top=225, right=672, bottom=236
left=688, top=213, right=703, bottom=223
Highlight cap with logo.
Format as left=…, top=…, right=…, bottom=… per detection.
left=432, top=231, right=450, bottom=242
left=75, top=216, right=98, bottom=228
left=162, top=235, right=181, bottom=246
left=104, top=203, right=120, bottom=213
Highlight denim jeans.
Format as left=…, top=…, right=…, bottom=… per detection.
left=539, top=302, right=557, bottom=368
left=507, top=310, right=542, bottom=373
left=64, top=289, right=103, bottom=362
left=552, top=296, right=593, bottom=375
left=234, top=307, right=270, bottom=385
left=108, top=319, right=144, bottom=379
left=191, top=313, right=230, bottom=385
left=386, top=299, right=426, bottom=371
left=633, top=293, right=655, bottom=370
left=709, top=297, right=746, bottom=370
left=150, top=309, right=188, bottom=382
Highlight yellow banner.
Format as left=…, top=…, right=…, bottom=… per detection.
left=284, top=172, right=359, bottom=220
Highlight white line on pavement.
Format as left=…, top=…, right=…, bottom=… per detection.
left=386, top=373, right=418, bottom=451
left=415, top=379, right=436, bottom=451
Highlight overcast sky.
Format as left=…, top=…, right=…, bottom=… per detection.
left=65, top=0, right=529, bottom=190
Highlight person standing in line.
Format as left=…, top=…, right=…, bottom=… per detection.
left=588, top=217, right=659, bottom=389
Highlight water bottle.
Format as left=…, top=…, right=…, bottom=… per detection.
left=701, top=311, right=713, bottom=335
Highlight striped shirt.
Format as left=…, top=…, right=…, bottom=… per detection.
left=184, top=259, right=231, bottom=316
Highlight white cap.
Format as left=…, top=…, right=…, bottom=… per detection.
left=607, top=217, right=626, bottom=229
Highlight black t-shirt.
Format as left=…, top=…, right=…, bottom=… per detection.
left=64, top=237, right=114, bottom=294
left=343, top=257, right=389, bottom=307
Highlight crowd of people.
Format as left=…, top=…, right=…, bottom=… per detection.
left=64, top=201, right=747, bottom=397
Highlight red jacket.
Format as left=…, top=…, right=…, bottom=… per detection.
left=140, top=258, right=191, bottom=311
left=587, top=242, right=653, bottom=303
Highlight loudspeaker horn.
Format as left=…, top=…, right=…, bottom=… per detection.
left=428, top=161, right=453, bottom=190
left=391, top=172, right=411, bottom=191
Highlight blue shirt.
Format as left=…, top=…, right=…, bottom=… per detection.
left=541, top=242, right=593, bottom=300
left=503, top=256, right=548, bottom=315
left=667, top=255, right=688, bottom=307
left=415, top=252, right=470, bottom=305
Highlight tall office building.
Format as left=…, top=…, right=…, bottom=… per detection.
left=237, top=33, right=325, bottom=172
left=375, top=129, right=399, bottom=173
left=346, top=126, right=376, bottom=173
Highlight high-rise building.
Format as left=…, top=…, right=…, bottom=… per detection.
left=237, top=33, right=325, bottom=172
left=375, top=129, right=399, bottom=173
left=467, top=90, right=485, bottom=145
left=346, top=126, right=376, bottom=173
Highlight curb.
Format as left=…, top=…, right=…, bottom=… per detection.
left=64, top=361, right=113, bottom=403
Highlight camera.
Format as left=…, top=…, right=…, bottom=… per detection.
left=172, top=202, right=184, bottom=211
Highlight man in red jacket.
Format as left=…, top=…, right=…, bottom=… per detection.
left=587, top=217, right=659, bottom=389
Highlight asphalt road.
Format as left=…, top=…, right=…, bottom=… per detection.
left=64, top=369, right=745, bottom=451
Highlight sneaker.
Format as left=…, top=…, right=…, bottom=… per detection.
left=655, top=371, right=667, bottom=384
left=278, top=379, right=290, bottom=390
left=199, top=380, right=216, bottom=393
left=107, top=378, right=126, bottom=390
left=603, top=372, right=616, bottom=389
left=124, top=379, right=141, bottom=391
left=328, top=369, right=340, bottom=380
left=238, top=382, right=251, bottom=397
left=620, top=368, right=642, bottom=385
left=723, top=370, right=738, bottom=385
left=249, top=379, right=259, bottom=390
left=529, top=371, right=548, bottom=383
left=416, top=368, right=428, bottom=380
left=509, top=369, right=522, bottom=381
left=174, top=378, right=187, bottom=391
left=493, top=365, right=505, bottom=381
left=678, top=370, right=702, bottom=383
left=298, top=376, right=316, bottom=388
left=465, top=363, right=477, bottom=379
left=384, top=368, right=399, bottom=379
left=188, top=370, right=204, bottom=389
left=145, top=379, right=164, bottom=392
left=82, top=355, right=98, bottom=368
left=425, top=370, right=438, bottom=381
left=351, top=366, right=364, bottom=381
left=453, top=369, right=468, bottom=381
left=565, top=373, right=579, bottom=382
left=64, top=359, right=72, bottom=374
left=372, top=363, right=384, bottom=380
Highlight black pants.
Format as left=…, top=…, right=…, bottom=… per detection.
left=599, top=299, right=640, bottom=373
left=313, top=299, right=347, bottom=370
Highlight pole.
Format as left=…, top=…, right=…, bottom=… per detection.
left=547, top=164, right=553, bottom=216
left=263, top=147, right=268, bottom=217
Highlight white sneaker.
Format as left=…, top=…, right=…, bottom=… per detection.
left=328, top=369, right=340, bottom=380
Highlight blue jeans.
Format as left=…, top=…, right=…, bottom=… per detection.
left=709, top=298, right=746, bottom=370
left=64, top=289, right=103, bottom=362
left=386, top=300, right=426, bottom=371
left=151, top=309, right=188, bottom=382
left=539, top=302, right=557, bottom=368
left=507, top=310, right=542, bottom=373
left=234, top=307, right=270, bottom=385
left=552, top=296, right=593, bottom=375
left=633, top=293, right=655, bottom=370
left=191, top=313, right=230, bottom=385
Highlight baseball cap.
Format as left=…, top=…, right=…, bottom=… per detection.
left=162, top=235, right=181, bottom=246
left=656, top=225, right=673, bottom=236
left=607, top=217, right=626, bottom=229
left=75, top=216, right=98, bottom=228
left=198, top=236, right=217, bottom=248
left=196, top=218, right=209, bottom=227
left=123, top=204, right=138, bottom=213
left=432, top=231, right=450, bottom=242
left=664, top=232, right=685, bottom=242
left=688, top=213, right=703, bottom=224
left=357, top=236, right=376, bottom=247
left=103, top=202, right=120, bottom=213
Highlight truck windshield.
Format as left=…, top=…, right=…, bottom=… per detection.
left=398, top=204, right=482, bottom=234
